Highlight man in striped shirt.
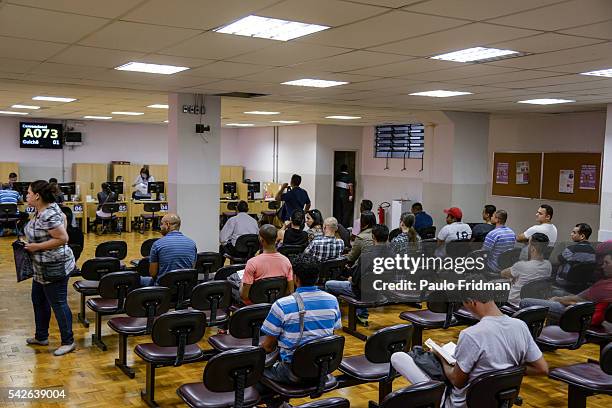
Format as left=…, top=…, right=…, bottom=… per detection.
left=260, top=253, right=341, bottom=386
left=0, top=183, right=23, bottom=236
left=482, top=209, right=516, bottom=272
left=303, top=217, right=345, bottom=262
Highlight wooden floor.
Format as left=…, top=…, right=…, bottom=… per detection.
left=0, top=232, right=609, bottom=408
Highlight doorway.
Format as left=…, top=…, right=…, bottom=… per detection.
left=333, top=151, right=356, bottom=227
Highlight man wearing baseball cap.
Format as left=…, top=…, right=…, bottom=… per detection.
left=436, top=207, right=472, bottom=256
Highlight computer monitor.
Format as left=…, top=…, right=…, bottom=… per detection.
left=247, top=181, right=260, bottom=200
left=11, top=182, right=30, bottom=201
left=58, top=182, right=76, bottom=197
left=106, top=181, right=124, bottom=195
left=223, top=182, right=237, bottom=199
left=147, top=181, right=165, bottom=200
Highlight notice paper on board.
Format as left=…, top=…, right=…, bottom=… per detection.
left=516, top=161, right=529, bottom=185
left=559, top=169, right=575, bottom=193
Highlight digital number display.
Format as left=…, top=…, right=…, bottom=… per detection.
left=161, top=203, right=169, bottom=211
left=19, top=122, right=63, bottom=149
left=118, top=204, right=127, bottom=212
left=72, top=205, right=83, bottom=213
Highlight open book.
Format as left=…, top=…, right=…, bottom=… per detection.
left=425, top=338, right=457, bottom=365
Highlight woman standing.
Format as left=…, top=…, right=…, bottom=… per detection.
left=132, top=166, right=155, bottom=198
left=24, top=180, right=76, bottom=356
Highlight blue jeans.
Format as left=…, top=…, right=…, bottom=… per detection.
left=519, top=298, right=567, bottom=325
left=325, top=280, right=368, bottom=318
left=31, top=275, right=74, bottom=345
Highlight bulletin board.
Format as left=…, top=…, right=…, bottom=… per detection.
left=541, top=152, right=601, bottom=204
left=491, top=153, right=542, bottom=198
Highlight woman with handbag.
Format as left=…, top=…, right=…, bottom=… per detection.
left=23, top=180, right=76, bottom=356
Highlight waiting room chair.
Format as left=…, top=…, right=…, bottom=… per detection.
left=318, top=257, right=348, bottom=285
left=295, top=399, right=350, bottom=408
left=337, top=324, right=412, bottom=404
left=73, top=257, right=121, bottom=327
left=399, top=290, right=458, bottom=346
left=157, top=269, right=199, bottom=310
left=176, top=346, right=265, bottom=408
left=512, top=306, right=550, bottom=340
left=130, top=238, right=159, bottom=268
left=95, top=203, right=121, bottom=235
left=260, top=335, right=345, bottom=403
left=221, top=201, right=238, bottom=228
left=549, top=342, right=612, bottom=408
left=95, top=240, right=128, bottom=261
left=536, top=302, right=595, bottom=351
left=499, top=277, right=553, bottom=315
left=135, top=309, right=207, bottom=407
left=416, top=226, right=436, bottom=240
left=214, top=264, right=247, bottom=281
left=497, top=248, right=522, bottom=271
left=339, top=293, right=388, bottom=341
left=260, top=200, right=280, bottom=225
left=446, top=239, right=473, bottom=258
left=107, top=287, right=171, bottom=378
left=138, top=202, right=162, bottom=233
left=337, top=224, right=352, bottom=249
left=86, top=271, right=140, bottom=351
left=586, top=304, right=612, bottom=352
left=191, top=281, right=232, bottom=327
left=0, top=203, right=20, bottom=235
left=378, top=381, right=445, bottom=408
left=195, top=251, right=224, bottom=281
left=278, top=244, right=306, bottom=258
left=248, top=276, right=287, bottom=304
left=465, top=366, right=525, bottom=408
left=224, top=234, right=260, bottom=264
left=554, top=262, right=597, bottom=294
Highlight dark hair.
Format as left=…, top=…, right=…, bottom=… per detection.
left=290, top=209, right=305, bottom=227
left=340, top=164, right=348, bottom=172
left=540, top=204, right=553, bottom=219
left=575, top=223, right=592, bottom=240
left=372, top=224, right=389, bottom=243
left=101, top=182, right=110, bottom=193
left=530, top=232, right=550, bottom=255
left=360, top=199, right=373, bottom=212
left=291, top=253, right=319, bottom=286
left=8, top=172, right=17, bottom=179
left=49, top=177, right=58, bottom=183
left=307, top=209, right=323, bottom=228
left=140, top=167, right=150, bottom=179
left=495, top=209, right=508, bottom=224
left=259, top=224, right=278, bottom=246
left=400, top=212, right=418, bottom=242
left=237, top=200, right=249, bottom=213
left=461, top=289, right=501, bottom=304
left=411, top=202, right=423, bottom=212
left=30, top=180, right=57, bottom=204
left=484, top=204, right=496, bottom=218
left=290, top=174, right=302, bottom=186
left=360, top=210, right=376, bottom=231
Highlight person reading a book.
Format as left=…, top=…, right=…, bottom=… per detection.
left=391, top=289, right=548, bottom=407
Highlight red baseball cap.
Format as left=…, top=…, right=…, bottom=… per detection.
left=444, top=207, right=463, bottom=220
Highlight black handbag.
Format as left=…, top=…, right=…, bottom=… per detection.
left=12, top=240, right=33, bottom=282
left=407, top=346, right=446, bottom=381
left=40, top=259, right=67, bottom=282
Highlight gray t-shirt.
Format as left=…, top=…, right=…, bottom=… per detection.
left=507, top=259, right=552, bottom=307
left=448, top=315, right=542, bottom=408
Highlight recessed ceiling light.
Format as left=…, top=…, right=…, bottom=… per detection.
left=271, top=120, right=300, bottom=124
left=115, top=62, right=189, bottom=75
left=282, top=79, right=349, bottom=88
left=431, top=47, right=522, bottom=63
left=244, top=111, right=280, bottom=115
left=83, top=116, right=112, bottom=120
left=409, top=90, right=473, bottom=97
left=214, top=15, right=329, bottom=41
left=147, top=104, right=169, bottom=109
left=32, top=96, right=76, bottom=102
left=11, top=104, right=40, bottom=110
left=0, top=110, right=28, bottom=115
left=580, top=68, right=612, bottom=78
left=163, top=120, right=169, bottom=123
left=226, top=123, right=255, bottom=127
left=517, top=98, right=575, bottom=105
left=111, top=111, right=145, bottom=116
left=325, top=115, right=361, bottom=120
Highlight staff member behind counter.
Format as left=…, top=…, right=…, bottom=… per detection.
left=132, top=167, right=155, bottom=199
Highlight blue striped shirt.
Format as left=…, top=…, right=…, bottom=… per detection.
left=261, top=286, right=342, bottom=362
left=482, top=225, right=516, bottom=272
left=149, top=230, right=197, bottom=278
left=0, top=189, right=20, bottom=204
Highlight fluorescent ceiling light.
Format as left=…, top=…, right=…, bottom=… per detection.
left=163, top=120, right=169, bottom=123
left=115, top=62, right=189, bottom=75
left=431, top=47, right=521, bottom=63
left=214, top=15, right=329, bottom=41
left=111, top=111, right=144, bottom=116
left=271, top=120, right=300, bottom=124
left=32, top=95, right=76, bottom=102
left=0, top=110, right=28, bottom=115
left=226, top=123, right=254, bottom=127
left=325, top=115, right=361, bottom=120
left=580, top=68, right=612, bottom=78
left=282, top=78, right=348, bottom=88
left=83, top=116, right=112, bottom=120
left=410, top=90, right=472, bottom=97
left=11, top=104, right=40, bottom=110
left=244, top=111, right=280, bottom=115
left=517, top=98, right=575, bottom=105
left=147, top=104, right=169, bottom=109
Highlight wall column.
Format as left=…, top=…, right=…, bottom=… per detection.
left=599, top=104, right=612, bottom=241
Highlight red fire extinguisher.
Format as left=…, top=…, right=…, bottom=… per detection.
left=377, top=202, right=390, bottom=224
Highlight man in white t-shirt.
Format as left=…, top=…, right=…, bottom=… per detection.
left=517, top=204, right=557, bottom=244
left=502, top=233, right=552, bottom=307
left=436, top=207, right=472, bottom=257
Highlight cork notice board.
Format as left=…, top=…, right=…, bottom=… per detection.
left=541, top=152, right=601, bottom=204
left=492, top=153, right=542, bottom=198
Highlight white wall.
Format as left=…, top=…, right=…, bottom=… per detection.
left=488, top=111, right=606, bottom=237
left=598, top=104, right=612, bottom=241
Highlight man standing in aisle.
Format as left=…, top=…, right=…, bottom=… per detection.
left=276, top=174, right=311, bottom=222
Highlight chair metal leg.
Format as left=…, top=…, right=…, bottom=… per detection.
left=141, top=363, right=159, bottom=408
left=567, top=385, right=588, bottom=408
left=342, top=303, right=367, bottom=341
left=412, top=325, right=423, bottom=346
left=77, top=293, right=90, bottom=328
left=91, top=312, right=107, bottom=351
left=115, top=334, right=135, bottom=378
left=378, top=378, right=393, bottom=404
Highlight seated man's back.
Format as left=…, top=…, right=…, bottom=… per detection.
left=304, top=235, right=345, bottom=262
left=150, top=227, right=197, bottom=279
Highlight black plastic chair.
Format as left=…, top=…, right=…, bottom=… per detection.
left=214, top=264, right=247, bottom=281
left=0, top=203, right=20, bottom=234
left=536, top=302, right=595, bottom=351
left=208, top=304, right=271, bottom=350
left=86, top=271, right=140, bottom=351
left=339, top=293, right=388, bottom=341
left=337, top=324, right=412, bottom=404
left=512, top=306, right=549, bottom=340
left=96, top=203, right=121, bottom=235
left=224, top=234, right=260, bottom=264
left=586, top=304, right=612, bottom=352
left=549, top=342, right=612, bottom=408
left=177, top=346, right=265, bottom=408
left=318, top=257, right=348, bottom=285
left=500, top=277, right=553, bottom=315
left=107, top=287, right=171, bottom=378
left=379, top=381, right=445, bottom=408
left=191, top=281, right=232, bottom=327
left=497, top=248, right=522, bottom=270
left=157, top=269, right=198, bottom=310
left=73, top=257, right=121, bottom=327
left=139, top=202, right=162, bottom=233
left=278, top=244, right=306, bottom=258
left=295, top=398, right=350, bottom=408
left=130, top=238, right=159, bottom=268
left=446, top=239, right=472, bottom=258
left=135, top=310, right=207, bottom=407
left=399, top=291, right=457, bottom=346
left=416, top=226, right=436, bottom=240
left=195, top=251, right=224, bottom=281
left=248, top=276, right=287, bottom=304
left=554, top=262, right=597, bottom=294
left=465, top=366, right=525, bottom=408
left=95, top=240, right=128, bottom=260
left=261, top=201, right=280, bottom=224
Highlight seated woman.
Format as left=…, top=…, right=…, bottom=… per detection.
left=278, top=209, right=308, bottom=247
left=345, top=210, right=376, bottom=264
left=95, top=182, right=117, bottom=219
left=305, top=209, right=324, bottom=242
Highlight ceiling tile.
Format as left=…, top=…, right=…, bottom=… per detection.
left=228, top=42, right=351, bottom=66
left=448, top=69, right=562, bottom=85
left=0, top=58, right=39, bottom=74
left=49, top=46, right=144, bottom=68
left=404, top=0, right=565, bottom=21
left=136, top=54, right=215, bottom=69
left=0, top=36, right=67, bottom=60
left=493, top=74, right=607, bottom=89
left=541, top=58, right=612, bottom=74
left=298, top=10, right=466, bottom=49
left=486, top=42, right=612, bottom=69
left=79, top=21, right=200, bottom=53
left=340, top=77, right=425, bottom=91
left=403, top=64, right=518, bottom=81
left=291, top=50, right=413, bottom=73
left=257, top=0, right=386, bottom=26
left=122, top=0, right=278, bottom=30
left=0, top=4, right=109, bottom=43
left=11, top=0, right=143, bottom=18
left=159, top=32, right=271, bottom=60
left=347, top=58, right=463, bottom=77
left=186, top=61, right=272, bottom=79
left=344, top=1, right=424, bottom=8
left=559, top=20, right=612, bottom=40
left=27, top=62, right=109, bottom=79
left=490, top=33, right=605, bottom=53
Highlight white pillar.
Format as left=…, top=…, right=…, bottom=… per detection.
left=598, top=104, right=612, bottom=241
left=167, top=94, right=221, bottom=251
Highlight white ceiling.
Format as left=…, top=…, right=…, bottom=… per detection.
left=0, top=0, right=610, bottom=126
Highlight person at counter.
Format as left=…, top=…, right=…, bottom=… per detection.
left=48, top=178, right=64, bottom=204
left=95, top=183, right=117, bottom=218
left=219, top=200, right=259, bottom=256
left=132, top=167, right=154, bottom=199
left=8, top=172, right=18, bottom=189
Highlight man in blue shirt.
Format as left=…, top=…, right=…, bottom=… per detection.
left=411, top=202, right=433, bottom=231
left=482, top=209, right=516, bottom=272
left=275, top=174, right=311, bottom=222
left=0, top=183, right=23, bottom=236
left=141, top=213, right=197, bottom=286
